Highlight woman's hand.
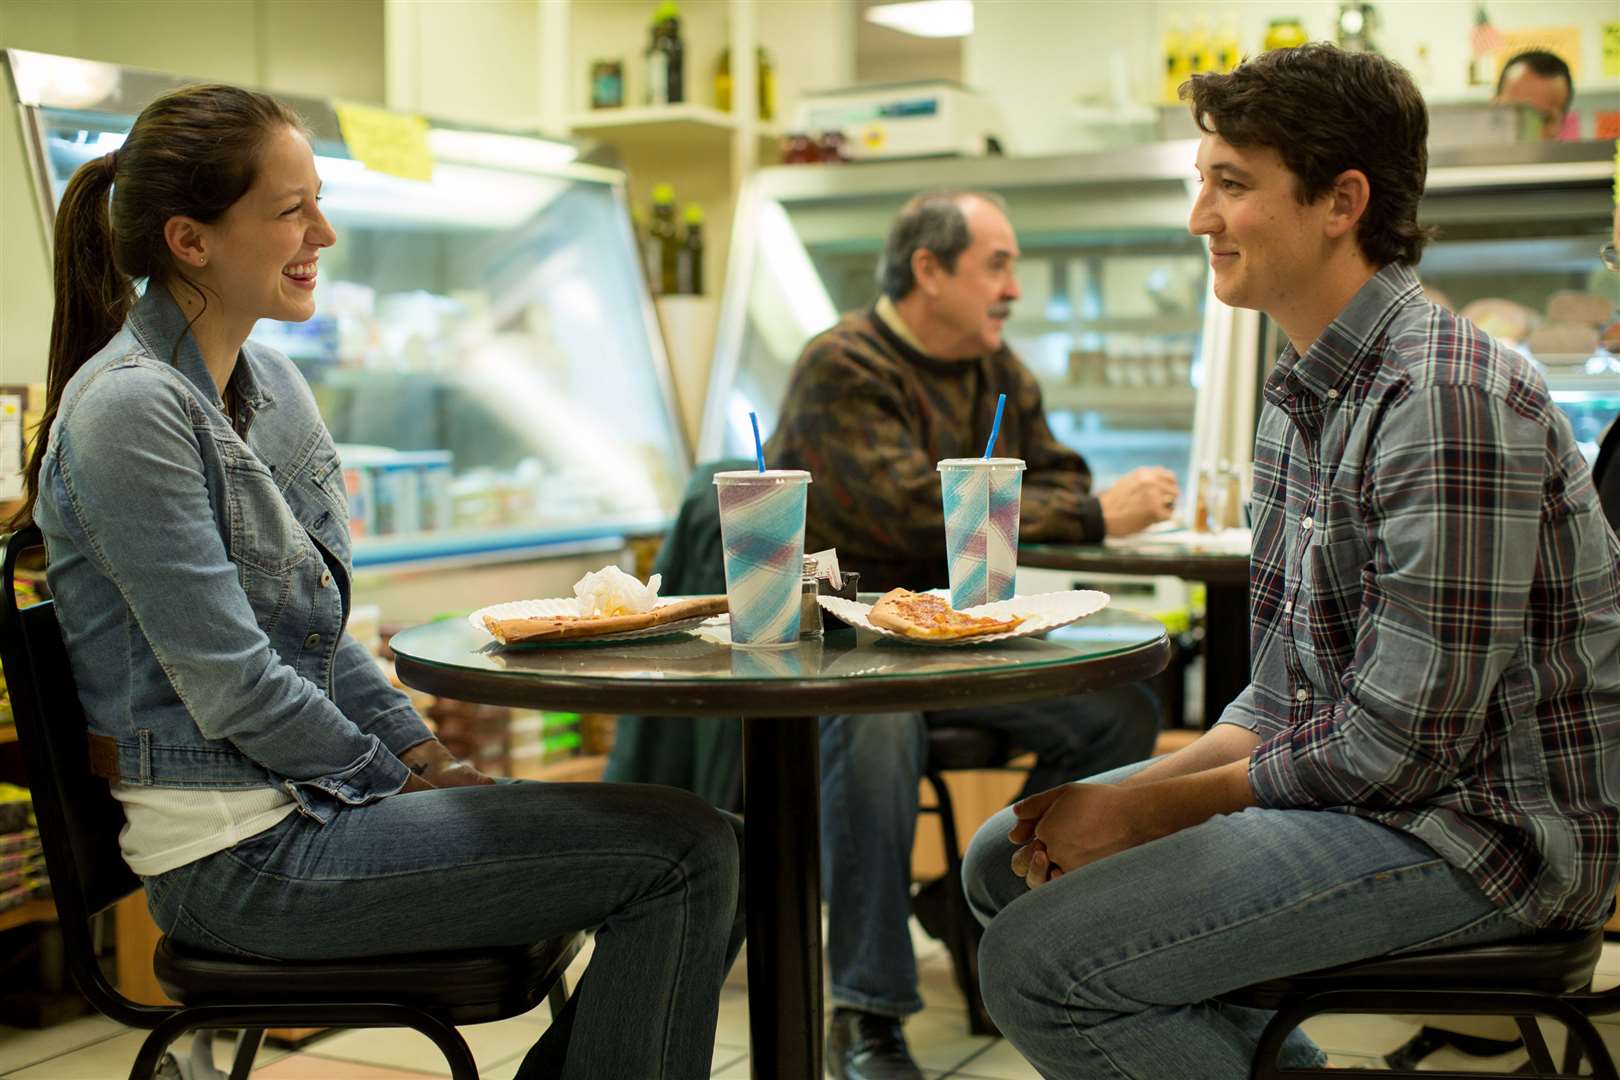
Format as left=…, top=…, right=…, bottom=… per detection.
left=400, top=740, right=496, bottom=788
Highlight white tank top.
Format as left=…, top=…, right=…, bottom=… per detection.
left=111, top=784, right=297, bottom=877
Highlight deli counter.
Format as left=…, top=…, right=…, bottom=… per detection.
left=5, top=49, right=690, bottom=570
left=698, top=142, right=1217, bottom=497
left=1415, top=142, right=1620, bottom=464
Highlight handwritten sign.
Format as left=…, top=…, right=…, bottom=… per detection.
left=1602, top=22, right=1620, bottom=78
left=335, top=102, right=434, bottom=183
left=1493, top=27, right=1581, bottom=80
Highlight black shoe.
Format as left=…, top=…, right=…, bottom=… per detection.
left=1384, top=1026, right=1525, bottom=1071
left=911, top=875, right=954, bottom=943
left=826, top=1008, right=924, bottom=1080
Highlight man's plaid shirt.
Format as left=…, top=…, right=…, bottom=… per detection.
left=1222, top=263, right=1620, bottom=930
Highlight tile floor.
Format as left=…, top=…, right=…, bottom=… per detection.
left=3, top=923, right=1619, bottom=1078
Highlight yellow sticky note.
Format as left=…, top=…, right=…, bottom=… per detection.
left=1603, top=23, right=1620, bottom=78
left=335, top=102, right=434, bottom=183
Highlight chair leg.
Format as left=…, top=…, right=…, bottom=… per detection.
left=398, top=1011, right=480, bottom=1080
left=1514, top=1014, right=1556, bottom=1075
left=548, top=972, right=569, bottom=1021
left=1251, top=990, right=1618, bottom=1080
left=924, top=771, right=998, bottom=1037
left=129, top=1013, right=195, bottom=1080
left=227, top=1029, right=264, bottom=1080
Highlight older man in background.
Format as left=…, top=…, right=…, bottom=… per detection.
left=765, top=190, right=1171, bottom=1080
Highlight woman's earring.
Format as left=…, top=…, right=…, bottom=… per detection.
left=199, top=257, right=207, bottom=266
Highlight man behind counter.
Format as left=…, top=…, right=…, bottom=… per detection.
left=764, top=190, right=1172, bottom=1080
left=1494, top=49, right=1573, bottom=140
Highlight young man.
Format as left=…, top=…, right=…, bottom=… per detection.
left=961, top=44, right=1620, bottom=1078
left=764, top=190, right=1170, bottom=1080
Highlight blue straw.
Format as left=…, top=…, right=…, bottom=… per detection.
left=749, top=412, right=766, bottom=473
left=983, top=393, right=1007, bottom=459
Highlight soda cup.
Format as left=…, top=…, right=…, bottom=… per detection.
left=938, top=458, right=1025, bottom=610
left=713, top=470, right=812, bottom=646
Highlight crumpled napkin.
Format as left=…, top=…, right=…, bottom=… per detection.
left=573, top=565, right=663, bottom=617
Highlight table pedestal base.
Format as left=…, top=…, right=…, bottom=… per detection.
left=1204, top=582, right=1251, bottom=726
left=743, top=715, right=823, bottom=1080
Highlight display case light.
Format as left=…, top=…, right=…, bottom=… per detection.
left=864, top=0, right=973, bottom=38
left=426, top=128, right=578, bottom=173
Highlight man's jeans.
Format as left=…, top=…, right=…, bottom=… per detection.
left=962, top=760, right=1525, bottom=1079
left=820, top=684, right=1159, bottom=1018
left=145, top=780, right=746, bottom=1080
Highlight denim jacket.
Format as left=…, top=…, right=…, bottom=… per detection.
left=33, top=286, right=431, bottom=823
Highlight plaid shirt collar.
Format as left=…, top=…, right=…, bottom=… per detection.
left=1265, top=262, right=1423, bottom=409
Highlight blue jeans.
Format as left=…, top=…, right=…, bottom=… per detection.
left=145, top=780, right=745, bottom=1080
left=820, top=684, right=1159, bottom=1018
left=962, top=761, right=1525, bottom=1079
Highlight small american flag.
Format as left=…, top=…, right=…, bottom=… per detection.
left=1470, top=5, right=1504, bottom=59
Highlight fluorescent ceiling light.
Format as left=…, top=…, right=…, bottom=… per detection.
left=865, top=0, right=973, bottom=38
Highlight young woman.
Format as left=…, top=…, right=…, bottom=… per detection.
left=12, top=84, right=743, bottom=1079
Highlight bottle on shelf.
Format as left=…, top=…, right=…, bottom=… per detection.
left=1185, top=18, right=1213, bottom=75
left=1264, top=16, right=1309, bottom=53
left=757, top=47, right=776, bottom=121
left=677, top=204, right=705, bottom=296
left=644, top=1, right=685, bottom=106
left=648, top=184, right=679, bottom=296
left=590, top=59, right=624, bottom=109
left=1212, top=16, right=1240, bottom=73
left=1163, top=15, right=1189, bottom=103
left=714, top=47, right=732, bottom=112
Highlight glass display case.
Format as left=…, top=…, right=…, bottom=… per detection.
left=7, top=49, right=689, bottom=568
left=1414, top=142, right=1620, bottom=465
left=699, top=142, right=1212, bottom=495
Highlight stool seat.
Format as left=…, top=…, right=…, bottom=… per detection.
left=925, top=726, right=1012, bottom=772
left=1225, top=926, right=1603, bottom=1012
left=156, top=933, right=583, bottom=1025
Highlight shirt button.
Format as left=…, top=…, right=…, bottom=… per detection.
left=1295, top=688, right=1309, bottom=702
left=304, top=633, right=322, bottom=650
left=1326, top=388, right=1339, bottom=400
left=1302, top=516, right=1314, bottom=530
left=1284, top=600, right=1293, bottom=613
left=320, top=570, right=333, bottom=588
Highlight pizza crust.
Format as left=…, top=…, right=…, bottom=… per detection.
left=868, top=588, right=1023, bottom=641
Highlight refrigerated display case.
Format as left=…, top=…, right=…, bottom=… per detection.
left=6, top=49, right=690, bottom=568
left=697, top=142, right=1216, bottom=496
left=1413, top=142, right=1620, bottom=465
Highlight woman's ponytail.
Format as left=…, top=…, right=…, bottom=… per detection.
left=7, top=153, right=131, bottom=530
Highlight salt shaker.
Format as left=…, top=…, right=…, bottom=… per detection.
left=799, top=556, right=824, bottom=638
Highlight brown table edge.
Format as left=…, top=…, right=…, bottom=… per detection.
left=394, top=633, right=1171, bottom=718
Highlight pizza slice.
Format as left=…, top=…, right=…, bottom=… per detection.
left=867, top=588, right=1023, bottom=641
left=483, top=595, right=728, bottom=645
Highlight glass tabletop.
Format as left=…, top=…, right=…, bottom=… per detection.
left=390, top=605, right=1171, bottom=717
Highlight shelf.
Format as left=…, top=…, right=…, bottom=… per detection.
left=352, top=519, right=668, bottom=570
left=512, top=753, right=607, bottom=783
left=1044, top=385, right=1198, bottom=413
left=571, top=104, right=737, bottom=153
left=0, top=899, right=56, bottom=934
left=1009, top=315, right=1203, bottom=335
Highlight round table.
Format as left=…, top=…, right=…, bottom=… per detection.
left=391, top=606, right=1170, bottom=1080
left=1021, top=541, right=1250, bottom=727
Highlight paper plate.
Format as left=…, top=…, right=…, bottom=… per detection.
left=817, top=590, right=1110, bottom=646
left=468, top=598, right=721, bottom=646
